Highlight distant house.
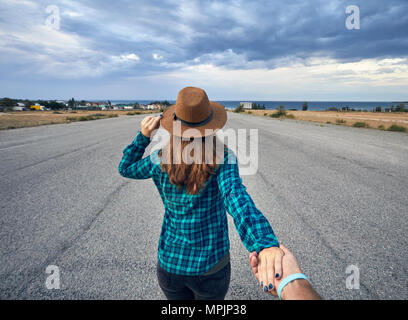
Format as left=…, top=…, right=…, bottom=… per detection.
left=30, top=104, right=46, bottom=111
left=146, top=104, right=162, bottom=110
left=13, top=106, right=25, bottom=111
left=240, top=102, right=253, bottom=109
left=123, top=106, right=134, bottom=110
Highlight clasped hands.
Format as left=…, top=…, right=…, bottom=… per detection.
left=250, top=245, right=302, bottom=297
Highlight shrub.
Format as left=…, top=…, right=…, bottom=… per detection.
left=234, top=104, right=244, bottom=113
left=378, top=125, right=385, bottom=130
left=53, top=111, right=62, bottom=114
left=271, top=105, right=287, bottom=118
left=336, top=119, right=346, bottom=125
left=327, top=107, right=338, bottom=111
left=387, top=124, right=406, bottom=132
left=352, top=122, right=369, bottom=128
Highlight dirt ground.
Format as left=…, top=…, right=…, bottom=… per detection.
left=2, top=109, right=408, bottom=132
left=242, top=109, right=408, bottom=131
left=0, top=110, right=159, bottom=130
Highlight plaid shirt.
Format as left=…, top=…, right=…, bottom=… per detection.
left=118, top=131, right=279, bottom=275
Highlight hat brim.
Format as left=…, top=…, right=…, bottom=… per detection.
left=160, top=101, right=227, bottom=138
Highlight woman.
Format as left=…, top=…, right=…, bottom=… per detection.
left=118, top=87, right=284, bottom=300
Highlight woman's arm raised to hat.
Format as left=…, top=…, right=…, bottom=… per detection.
left=118, top=116, right=161, bottom=180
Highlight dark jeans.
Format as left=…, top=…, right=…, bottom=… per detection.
left=157, top=262, right=231, bottom=300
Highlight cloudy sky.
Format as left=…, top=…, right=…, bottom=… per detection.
left=0, top=0, right=407, bottom=101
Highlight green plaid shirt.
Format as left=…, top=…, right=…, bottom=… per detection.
left=118, top=131, right=279, bottom=275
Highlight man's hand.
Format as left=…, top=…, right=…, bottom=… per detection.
left=256, top=246, right=285, bottom=294
left=141, top=115, right=161, bottom=138
left=250, top=245, right=321, bottom=300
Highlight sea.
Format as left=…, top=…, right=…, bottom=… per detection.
left=108, top=100, right=405, bottom=111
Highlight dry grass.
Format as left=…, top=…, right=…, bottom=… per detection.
left=0, top=110, right=159, bottom=130
left=240, top=109, right=408, bottom=132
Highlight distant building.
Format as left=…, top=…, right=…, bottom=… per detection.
left=30, top=104, right=46, bottom=111
left=240, top=102, right=253, bottom=109
left=123, top=106, right=134, bottom=110
left=13, top=106, right=25, bottom=111
left=144, top=104, right=162, bottom=110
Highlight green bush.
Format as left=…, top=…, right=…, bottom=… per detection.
left=234, top=104, right=244, bottom=113
left=269, top=105, right=287, bottom=118
left=336, top=119, right=346, bottom=125
left=127, top=111, right=142, bottom=115
left=387, top=124, right=406, bottom=132
left=352, top=122, right=369, bottom=128
left=66, top=113, right=117, bottom=123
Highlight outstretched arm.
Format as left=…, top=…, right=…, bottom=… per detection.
left=216, top=149, right=284, bottom=293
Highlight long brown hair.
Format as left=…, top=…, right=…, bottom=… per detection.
left=160, top=135, right=224, bottom=195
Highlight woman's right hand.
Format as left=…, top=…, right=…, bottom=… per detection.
left=249, top=244, right=302, bottom=296
left=141, top=115, right=161, bottom=138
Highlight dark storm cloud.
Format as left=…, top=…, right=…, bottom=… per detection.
left=1, top=0, right=407, bottom=79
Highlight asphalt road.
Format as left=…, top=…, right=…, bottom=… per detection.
left=1, top=112, right=407, bottom=300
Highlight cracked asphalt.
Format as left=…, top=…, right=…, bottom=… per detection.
left=1, top=112, right=407, bottom=300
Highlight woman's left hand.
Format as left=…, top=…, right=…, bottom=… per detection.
left=257, top=246, right=285, bottom=294
left=141, top=115, right=161, bottom=138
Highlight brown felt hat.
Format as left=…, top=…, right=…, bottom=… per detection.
left=160, top=87, right=227, bottom=138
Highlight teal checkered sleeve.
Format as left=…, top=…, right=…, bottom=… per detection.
left=216, top=149, right=279, bottom=253
left=118, top=131, right=157, bottom=179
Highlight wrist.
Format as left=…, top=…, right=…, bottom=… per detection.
left=141, top=131, right=150, bottom=138
left=280, top=279, right=311, bottom=300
